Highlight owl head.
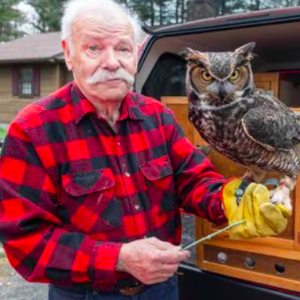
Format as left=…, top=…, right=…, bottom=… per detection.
left=182, top=42, right=256, bottom=105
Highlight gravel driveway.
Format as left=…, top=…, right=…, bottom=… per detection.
left=0, top=255, right=48, bottom=300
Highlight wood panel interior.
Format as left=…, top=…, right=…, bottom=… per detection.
left=161, top=72, right=300, bottom=292
left=204, top=245, right=300, bottom=281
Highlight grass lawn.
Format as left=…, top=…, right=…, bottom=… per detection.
left=0, top=127, right=7, bottom=143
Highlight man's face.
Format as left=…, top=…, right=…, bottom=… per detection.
left=63, top=12, right=138, bottom=102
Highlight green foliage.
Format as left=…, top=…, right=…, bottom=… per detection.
left=124, top=0, right=300, bottom=25
left=0, top=0, right=25, bottom=42
left=129, top=0, right=154, bottom=25
left=26, top=0, right=67, bottom=32
left=2, top=0, right=300, bottom=38
left=0, top=128, right=7, bottom=142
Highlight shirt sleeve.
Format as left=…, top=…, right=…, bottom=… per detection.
left=0, top=121, right=122, bottom=285
left=162, top=108, right=228, bottom=226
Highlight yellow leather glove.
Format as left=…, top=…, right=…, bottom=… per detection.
left=222, top=178, right=291, bottom=239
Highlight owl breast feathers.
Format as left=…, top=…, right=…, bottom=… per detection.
left=182, top=42, right=300, bottom=182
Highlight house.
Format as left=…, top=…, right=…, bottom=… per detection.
left=0, top=32, right=72, bottom=125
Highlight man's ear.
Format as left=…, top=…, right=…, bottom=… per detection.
left=62, top=40, right=73, bottom=71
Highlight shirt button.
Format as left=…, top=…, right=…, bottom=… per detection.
left=125, top=172, right=130, bottom=177
left=117, top=142, right=121, bottom=146
left=135, top=204, right=140, bottom=210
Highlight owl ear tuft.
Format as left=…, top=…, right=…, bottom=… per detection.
left=234, top=42, right=256, bottom=61
left=179, top=48, right=199, bottom=61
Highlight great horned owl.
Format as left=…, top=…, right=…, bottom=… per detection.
left=183, top=42, right=300, bottom=211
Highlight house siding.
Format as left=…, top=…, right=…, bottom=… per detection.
left=0, top=63, right=66, bottom=124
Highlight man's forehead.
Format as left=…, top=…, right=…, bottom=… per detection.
left=72, top=10, right=134, bottom=40
left=82, top=33, right=134, bottom=45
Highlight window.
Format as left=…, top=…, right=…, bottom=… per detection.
left=142, top=52, right=186, bottom=100
left=19, top=68, right=33, bottom=96
left=12, top=66, right=40, bottom=98
left=280, top=71, right=300, bottom=107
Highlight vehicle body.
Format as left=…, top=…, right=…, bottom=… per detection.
left=136, top=7, right=300, bottom=300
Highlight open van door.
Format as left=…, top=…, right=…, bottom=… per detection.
left=136, top=7, right=300, bottom=299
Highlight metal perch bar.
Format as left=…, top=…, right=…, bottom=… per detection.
left=183, top=220, right=246, bottom=250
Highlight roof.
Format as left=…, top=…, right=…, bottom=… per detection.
left=0, top=32, right=63, bottom=63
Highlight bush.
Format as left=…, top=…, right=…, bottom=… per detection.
left=0, top=127, right=7, bottom=145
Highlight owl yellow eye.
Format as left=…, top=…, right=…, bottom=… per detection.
left=200, top=70, right=213, bottom=82
left=230, top=69, right=240, bottom=81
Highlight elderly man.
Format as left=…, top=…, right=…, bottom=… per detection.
left=0, top=0, right=290, bottom=299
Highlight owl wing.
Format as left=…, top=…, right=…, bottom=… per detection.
left=241, top=103, right=300, bottom=151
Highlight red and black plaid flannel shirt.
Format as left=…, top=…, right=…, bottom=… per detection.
left=0, top=82, right=227, bottom=291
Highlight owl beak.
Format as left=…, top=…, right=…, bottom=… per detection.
left=207, top=81, right=231, bottom=100
left=217, top=83, right=227, bottom=100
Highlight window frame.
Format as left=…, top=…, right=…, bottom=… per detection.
left=12, top=65, right=40, bottom=98
left=141, top=52, right=186, bottom=100
left=18, top=67, right=34, bottom=97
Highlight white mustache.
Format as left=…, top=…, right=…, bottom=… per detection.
left=86, top=68, right=135, bottom=85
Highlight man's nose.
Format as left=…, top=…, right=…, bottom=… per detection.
left=102, top=49, right=120, bottom=71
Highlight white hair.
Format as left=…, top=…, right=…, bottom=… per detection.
left=61, top=0, right=143, bottom=45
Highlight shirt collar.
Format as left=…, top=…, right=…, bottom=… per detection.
left=71, top=82, right=145, bottom=125
left=119, top=92, right=145, bottom=121
left=71, top=83, right=97, bottom=125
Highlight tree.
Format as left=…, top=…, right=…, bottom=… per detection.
left=186, top=0, right=217, bottom=21
left=0, top=0, right=25, bottom=43
left=150, top=0, right=155, bottom=26
left=128, top=0, right=154, bottom=26
left=19, top=0, right=300, bottom=35
left=26, top=0, right=66, bottom=32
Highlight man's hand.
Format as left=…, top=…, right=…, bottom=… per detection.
left=222, top=179, right=291, bottom=239
left=116, top=237, right=190, bottom=284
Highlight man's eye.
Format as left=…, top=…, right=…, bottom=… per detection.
left=120, top=48, right=130, bottom=52
left=89, top=45, right=98, bottom=51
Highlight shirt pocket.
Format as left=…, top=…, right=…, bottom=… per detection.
left=140, top=155, right=178, bottom=214
left=61, top=169, right=122, bottom=233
